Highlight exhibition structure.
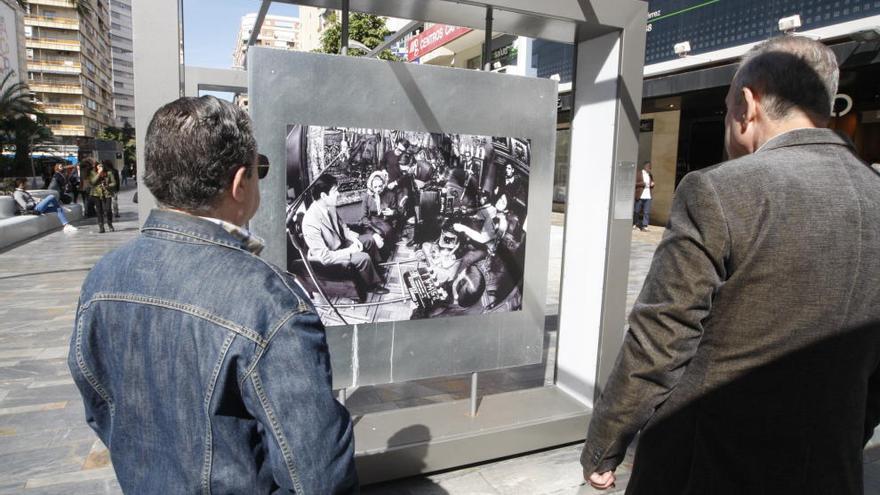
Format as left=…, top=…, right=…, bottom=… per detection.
left=131, top=0, right=647, bottom=483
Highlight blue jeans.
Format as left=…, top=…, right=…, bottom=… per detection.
left=634, top=198, right=651, bottom=228
left=35, top=195, right=69, bottom=225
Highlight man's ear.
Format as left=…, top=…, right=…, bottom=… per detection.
left=229, top=166, right=249, bottom=204
left=741, top=86, right=760, bottom=130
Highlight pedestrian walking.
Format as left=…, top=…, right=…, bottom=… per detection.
left=633, top=161, right=654, bottom=231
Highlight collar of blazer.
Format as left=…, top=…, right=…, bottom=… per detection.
left=757, top=127, right=854, bottom=154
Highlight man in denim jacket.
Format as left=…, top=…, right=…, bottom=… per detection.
left=68, top=96, right=357, bottom=493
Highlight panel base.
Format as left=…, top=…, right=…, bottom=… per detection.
left=354, top=385, right=590, bottom=485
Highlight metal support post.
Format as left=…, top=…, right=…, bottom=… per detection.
left=341, top=0, right=350, bottom=56
left=244, top=0, right=271, bottom=69
left=337, top=388, right=347, bottom=406
left=469, top=372, right=479, bottom=416
left=482, top=6, right=493, bottom=71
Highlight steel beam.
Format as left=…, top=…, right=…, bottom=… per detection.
left=243, top=0, right=272, bottom=68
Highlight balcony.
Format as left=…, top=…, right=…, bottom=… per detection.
left=43, top=103, right=84, bottom=116
left=48, top=124, right=86, bottom=137
left=28, top=0, right=77, bottom=8
left=25, top=15, right=79, bottom=30
left=28, top=59, right=81, bottom=74
left=26, top=37, right=81, bottom=52
left=30, top=81, right=82, bottom=94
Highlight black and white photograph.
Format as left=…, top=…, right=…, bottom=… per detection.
left=285, top=125, right=530, bottom=327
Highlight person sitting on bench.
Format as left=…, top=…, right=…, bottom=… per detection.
left=12, top=177, right=78, bottom=233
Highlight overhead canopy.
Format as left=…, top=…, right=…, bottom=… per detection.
left=274, top=0, right=645, bottom=43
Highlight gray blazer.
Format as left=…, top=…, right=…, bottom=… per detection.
left=582, top=128, right=880, bottom=494
left=301, top=201, right=357, bottom=265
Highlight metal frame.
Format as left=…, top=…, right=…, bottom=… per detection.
left=132, top=0, right=647, bottom=483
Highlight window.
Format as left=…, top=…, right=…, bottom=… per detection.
left=86, top=98, right=97, bottom=110
left=24, top=26, right=32, bottom=37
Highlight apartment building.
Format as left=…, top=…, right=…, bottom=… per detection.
left=232, top=13, right=300, bottom=70
left=109, top=0, right=133, bottom=126
left=25, top=0, right=115, bottom=141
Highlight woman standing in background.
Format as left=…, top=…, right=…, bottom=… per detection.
left=86, top=158, right=116, bottom=233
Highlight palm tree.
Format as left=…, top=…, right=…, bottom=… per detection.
left=0, top=70, right=40, bottom=121
left=0, top=70, right=51, bottom=177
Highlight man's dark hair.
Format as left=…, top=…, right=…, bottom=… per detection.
left=14, top=177, right=26, bottom=187
left=144, top=96, right=256, bottom=211
left=311, top=174, right=338, bottom=201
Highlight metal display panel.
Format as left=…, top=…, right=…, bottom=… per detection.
left=133, top=0, right=648, bottom=481
left=249, top=48, right=557, bottom=388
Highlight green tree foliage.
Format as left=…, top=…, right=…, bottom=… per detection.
left=0, top=70, right=53, bottom=177
left=10, top=115, right=53, bottom=175
left=0, top=70, right=39, bottom=121
left=318, top=12, right=401, bottom=61
left=99, top=121, right=136, bottom=169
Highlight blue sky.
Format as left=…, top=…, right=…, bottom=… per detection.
left=183, top=0, right=299, bottom=69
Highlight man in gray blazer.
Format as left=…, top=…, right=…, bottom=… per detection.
left=301, top=174, right=388, bottom=296
left=582, top=36, right=880, bottom=494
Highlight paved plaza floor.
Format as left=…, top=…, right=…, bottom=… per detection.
left=1, top=189, right=878, bottom=494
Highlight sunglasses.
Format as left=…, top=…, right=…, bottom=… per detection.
left=257, top=154, right=270, bottom=180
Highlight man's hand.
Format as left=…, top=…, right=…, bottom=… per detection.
left=586, top=470, right=616, bottom=490
left=372, top=233, right=384, bottom=249
left=452, top=223, right=465, bottom=233
left=388, top=180, right=397, bottom=190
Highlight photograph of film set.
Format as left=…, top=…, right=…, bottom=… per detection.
left=285, top=125, right=530, bottom=327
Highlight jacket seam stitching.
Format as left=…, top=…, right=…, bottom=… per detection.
left=74, top=307, right=115, bottom=418
left=201, top=332, right=236, bottom=495
left=240, top=309, right=303, bottom=387
left=141, top=225, right=244, bottom=251
left=87, top=293, right=267, bottom=347
left=250, top=371, right=304, bottom=493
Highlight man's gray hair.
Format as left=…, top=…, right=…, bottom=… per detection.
left=733, top=36, right=839, bottom=124
left=144, top=96, right=257, bottom=212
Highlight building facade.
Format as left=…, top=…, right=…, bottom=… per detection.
left=297, top=6, right=326, bottom=53
left=639, top=0, right=880, bottom=225
left=109, top=0, right=133, bottom=127
left=232, top=13, right=300, bottom=70
left=25, top=0, right=115, bottom=141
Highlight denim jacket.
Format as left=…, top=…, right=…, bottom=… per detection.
left=69, top=209, right=358, bottom=494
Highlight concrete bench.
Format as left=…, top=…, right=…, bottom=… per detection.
left=0, top=198, right=83, bottom=250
